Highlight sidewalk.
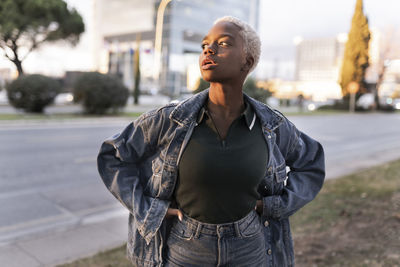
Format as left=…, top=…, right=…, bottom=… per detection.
left=0, top=211, right=128, bottom=267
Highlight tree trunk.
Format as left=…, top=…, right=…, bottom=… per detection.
left=10, top=41, right=24, bottom=76
left=14, top=59, right=24, bottom=76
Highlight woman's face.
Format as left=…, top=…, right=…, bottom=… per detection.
left=199, top=21, right=248, bottom=83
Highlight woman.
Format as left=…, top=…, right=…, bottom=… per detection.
left=98, top=16, right=325, bottom=267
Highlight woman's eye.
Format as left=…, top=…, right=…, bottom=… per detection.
left=201, top=43, right=207, bottom=49
left=219, top=42, right=228, bottom=46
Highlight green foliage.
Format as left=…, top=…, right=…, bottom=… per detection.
left=6, top=74, right=61, bottom=113
left=243, top=77, right=271, bottom=103
left=339, top=0, right=371, bottom=96
left=193, top=78, right=210, bottom=94
left=0, top=0, right=85, bottom=75
left=73, top=72, right=129, bottom=114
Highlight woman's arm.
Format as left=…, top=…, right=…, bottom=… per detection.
left=97, top=115, right=170, bottom=244
left=262, top=119, right=325, bottom=220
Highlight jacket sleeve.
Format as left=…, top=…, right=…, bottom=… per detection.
left=262, top=118, right=325, bottom=220
left=97, top=114, right=170, bottom=244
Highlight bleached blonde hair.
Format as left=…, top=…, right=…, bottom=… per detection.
left=214, top=16, right=261, bottom=73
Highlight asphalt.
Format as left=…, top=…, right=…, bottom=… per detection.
left=1, top=103, right=400, bottom=267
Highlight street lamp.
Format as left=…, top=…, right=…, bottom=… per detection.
left=153, top=0, right=173, bottom=83
left=348, top=81, right=359, bottom=113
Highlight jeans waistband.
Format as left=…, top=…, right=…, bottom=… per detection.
left=173, top=209, right=260, bottom=239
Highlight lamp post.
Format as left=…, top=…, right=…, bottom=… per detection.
left=153, top=0, right=172, bottom=84
left=348, top=81, right=359, bottom=113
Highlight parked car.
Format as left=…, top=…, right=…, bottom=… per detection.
left=54, top=93, right=74, bottom=105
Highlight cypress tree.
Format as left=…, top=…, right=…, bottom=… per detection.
left=339, top=0, right=371, bottom=96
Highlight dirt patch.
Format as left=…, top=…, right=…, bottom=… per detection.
left=292, top=162, right=400, bottom=267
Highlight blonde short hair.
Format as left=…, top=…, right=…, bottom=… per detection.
left=214, top=16, right=261, bottom=73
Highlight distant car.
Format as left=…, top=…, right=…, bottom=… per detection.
left=54, top=93, right=74, bottom=105
left=0, top=89, right=8, bottom=104
left=356, top=93, right=375, bottom=110
left=393, top=99, right=400, bottom=110
left=169, top=93, right=194, bottom=104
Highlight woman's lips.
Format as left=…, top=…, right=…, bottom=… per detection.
left=201, top=58, right=217, bottom=70
left=201, top=63, right=217, bottom=70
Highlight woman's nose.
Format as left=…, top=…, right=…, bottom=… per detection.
left=204, top=44, right=216, bottom=55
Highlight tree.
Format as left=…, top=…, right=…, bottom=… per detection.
left=339, top=0, right=371, bottom=97
left=0, top=0, right=84, bottom=76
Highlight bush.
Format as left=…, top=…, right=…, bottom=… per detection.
left=6, top=74, right=61, bottom=113
left=73, top=72, right=129, bottom=114
left=243, top=78, right=271, bottom=103
left=193, top=78, right=210, bottom=94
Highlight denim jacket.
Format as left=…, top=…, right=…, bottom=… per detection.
left=97, top=89, right=325, bottom=267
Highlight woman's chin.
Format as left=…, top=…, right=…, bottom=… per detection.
left=201, top=74, right=222, bottom=83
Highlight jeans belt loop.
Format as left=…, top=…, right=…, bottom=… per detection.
left=234, top=221, right=241, bottom=238
left=194, top=222, right=201, bottom=239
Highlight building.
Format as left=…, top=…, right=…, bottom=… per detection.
left=295, top=35, right=347, bottom=82
left=292, top=28, right=383, bottom=101
left=95, top=0, right=260, bottom=96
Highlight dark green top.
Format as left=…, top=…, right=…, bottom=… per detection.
left=175, top=100, right=268, bottom=223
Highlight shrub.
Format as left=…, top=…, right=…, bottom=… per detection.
left=73, top=72, right=129, bottom=114
left=193, top=78, right=210, bottom=94
left=243, top=78, right=271, bottom=103
left=6, top=74, right=61, bottom=113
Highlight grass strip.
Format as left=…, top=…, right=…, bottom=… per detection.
left=0, top=112, right=143, bottom=121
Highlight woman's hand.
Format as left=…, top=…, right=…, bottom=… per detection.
left=255, top=200, right=263, bottom=215
left=166, top=208, right=183, bottom=221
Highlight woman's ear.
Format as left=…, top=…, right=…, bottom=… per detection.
left=241, top=56, right=255, bottom=72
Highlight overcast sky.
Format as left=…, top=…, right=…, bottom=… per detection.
left=260, top=0, right=400, bottom=46
left=1, top=0, right=399, bottom=77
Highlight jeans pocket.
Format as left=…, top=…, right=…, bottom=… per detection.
left=239, top=211, right=262, bottom=238
left=169, top=217, right=194, bottom=241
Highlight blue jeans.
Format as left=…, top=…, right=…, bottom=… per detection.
left=164, top=210, right=268, bottom=267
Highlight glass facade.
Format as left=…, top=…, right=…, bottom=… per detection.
left=295, top=37, right=346, bottom=82
left=100, top=0, right=260, bottom=96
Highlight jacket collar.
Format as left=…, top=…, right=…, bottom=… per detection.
left=170, top=88, right=283, bottom=131
left=243, top=93, right=283, bottom=131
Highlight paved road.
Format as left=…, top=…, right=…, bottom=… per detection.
left=1, top=112, right=400, bottom=266
left=289, top=113, right=400, bottom=179
left=0, top=119, right=132, bottom=243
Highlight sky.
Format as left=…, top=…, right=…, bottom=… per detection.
left=260, top=0, right=400, bottom=47
left=0, top=0, right=399, bottom=78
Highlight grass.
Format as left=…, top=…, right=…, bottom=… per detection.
left=0, top=112, right=143, bottom=121
left=58, top=158, right=400, bottom=267
left=59, top=245, right=131, bottom=267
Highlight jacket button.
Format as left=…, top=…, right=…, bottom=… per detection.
left=267, top=249, right=272, bottom=255
left=264, top=220, right=269, bottom=227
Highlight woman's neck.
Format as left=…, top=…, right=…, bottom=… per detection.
left=207, top=83, right=244, bottom=119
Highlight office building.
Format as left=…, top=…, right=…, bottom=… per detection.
left=95, top=0, right=260, bottom=96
